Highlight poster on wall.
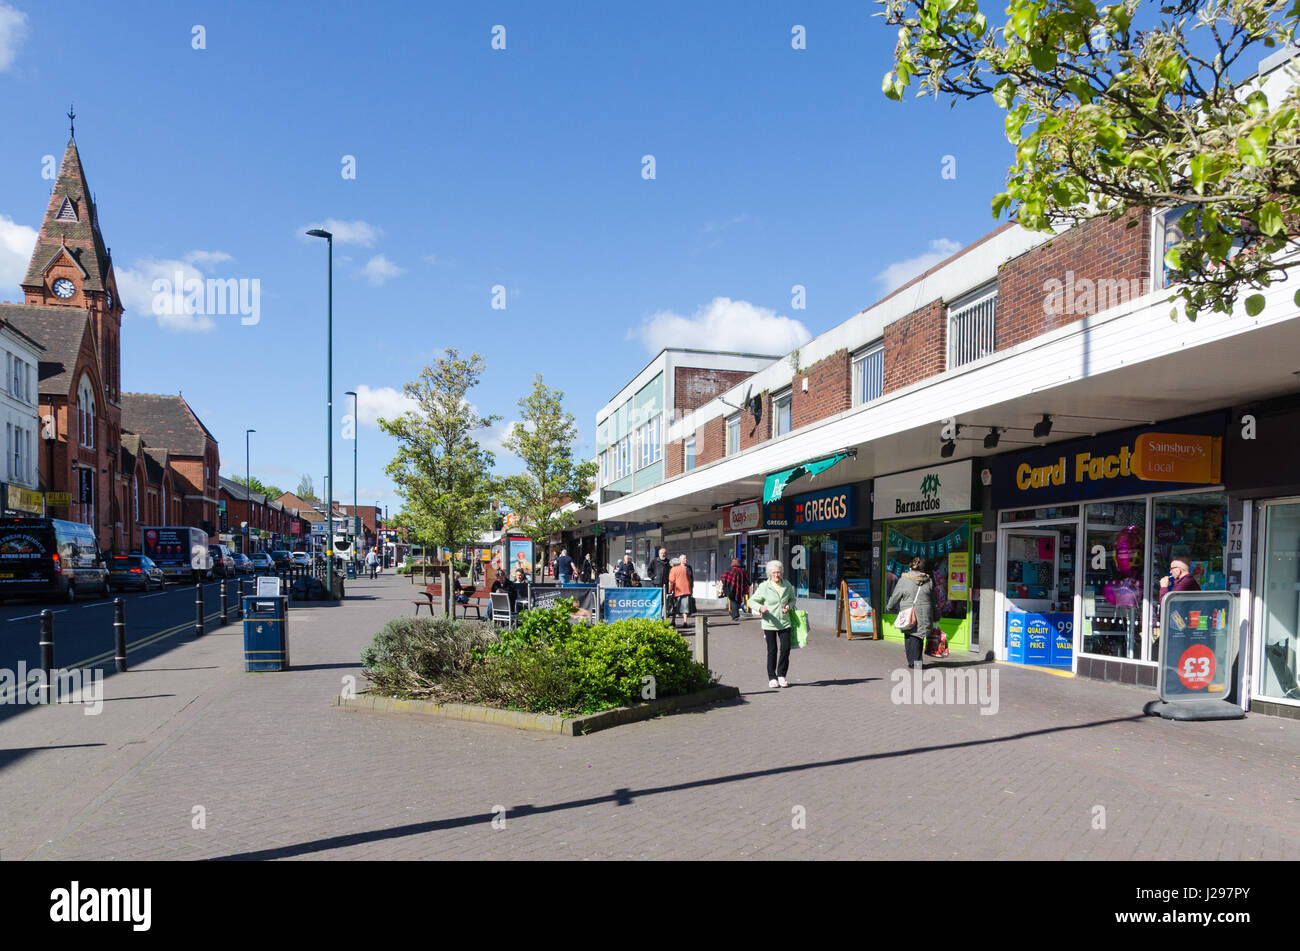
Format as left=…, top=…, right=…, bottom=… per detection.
left=508, top=537, right=533, bottom=576
left=948, top=551, right=969, bottom=600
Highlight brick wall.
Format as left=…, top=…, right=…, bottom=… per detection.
left=697, top=417, right=726, bottom=466
left=883, top=300, right=946, bottom=393
left=674, top=367, right=755, bottom=413
left=739, top=391, right=771, bottom=451
left=792, top=350, right=850, bottom=428
left=996, top=210, right=1151, bottom=350
left=665, top=439, right=684, bottom=478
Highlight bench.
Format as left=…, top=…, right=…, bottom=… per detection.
left=454, top=586, right=488, bottom=620
left=412, top=583, right=442, bottom=615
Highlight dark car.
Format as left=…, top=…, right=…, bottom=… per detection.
left=269, top=550, right=293, bottom=571
left=0, top=517, right=109, bottom=603
left=250, top=552, right=274, bottom=573
left=231, top=552, right=254, bottom=575
left=208, top=545, right=236, bottom=578
left=108, top=554, right=165, bottom=591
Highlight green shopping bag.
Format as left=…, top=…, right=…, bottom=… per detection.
left=789, top=609, right=809, bottom=648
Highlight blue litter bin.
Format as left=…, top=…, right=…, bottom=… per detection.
left=243, top=595, right=289, bottom=670
left=346, top=560, right=357, bottom=579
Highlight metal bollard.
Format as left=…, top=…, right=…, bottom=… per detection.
left=39, top=609, right=54, bottom=704
left=220, top=579, right=229, bottom=626
left=236, top=578, right=245, bottom=621
left=195, top=581, right=206, bottom=637
left=694, top=615, right=709, bottom=669
left=114, top=598, right=127, bottom=672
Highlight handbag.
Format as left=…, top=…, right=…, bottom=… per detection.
left=896, top=585, right=922, bottom=632
left=790, top=609, right=809, bottom=648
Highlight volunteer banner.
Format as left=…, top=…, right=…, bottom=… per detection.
left=602, top=587, right=664, bottom=622
left=887, top=523, right=967, bottom=562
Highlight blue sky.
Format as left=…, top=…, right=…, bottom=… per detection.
left=0, top=1, right=1016, bottom=511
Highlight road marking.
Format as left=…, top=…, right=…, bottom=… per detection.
left=8, top=609, right=69, bottom=622
left=138, top=592, right=169, bottom=600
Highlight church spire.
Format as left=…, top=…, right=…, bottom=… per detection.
left=21, top=124, right=111, bottom=297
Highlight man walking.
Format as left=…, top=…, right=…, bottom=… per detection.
left=556, top=548, right=575, bottom=583
left=366, top=547, right=379, bottom=580
left=720, top=557, right=750, bottom=621
left=648, top=547, right=670, bottom=590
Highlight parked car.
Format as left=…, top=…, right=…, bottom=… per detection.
left=231, top=552, right=254, bottom=575
left=250, top=552, right=275, bottom=573
left=290, top=551, right=311, bottom=568
left=0, top=517, right=109, bottom=603
left=269, top=550, right=293, bottom=571
left=108, top=554, right=165, bottom=591
left=208, top=544, right=236, bottom=577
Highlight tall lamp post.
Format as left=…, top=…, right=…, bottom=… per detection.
left=346, top=390, right=358, bottom=555
left=245, top=428, right=255, bottom=553
left=305, top=228, right=335, bottom=598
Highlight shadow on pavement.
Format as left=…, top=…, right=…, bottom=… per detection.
left=207, top=712, right=1145, bottom=861
left=0, top=743, right=105, bottom=769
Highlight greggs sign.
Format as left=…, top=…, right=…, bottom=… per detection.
left=991, top=413, right=1225, bottom=509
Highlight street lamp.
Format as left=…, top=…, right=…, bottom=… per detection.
left=246, top=428, right=255, bottom=553
left=346, top=390, right=357, bottom=555
left=306, top=227, right=335, bottom=598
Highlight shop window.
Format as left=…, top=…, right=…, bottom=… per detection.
left=772, top=390, right=792, bottom=437
left=1080, top=501, right=1147, bottom=661
left=883, top=518, right=974, bottom=649
left=1001, top=505, right=1079, bottom=523
left=1257, top=500, right=1300, bottom=703
left=790, top=533, right=838, bottom=599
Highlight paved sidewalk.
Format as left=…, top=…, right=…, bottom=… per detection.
left=4, top=573, right=1298, bottom=860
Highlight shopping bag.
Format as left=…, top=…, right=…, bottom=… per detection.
left=790, top=609, right=809, bottom=648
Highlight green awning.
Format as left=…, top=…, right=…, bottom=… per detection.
left=762, top=452, right=852, bottom=504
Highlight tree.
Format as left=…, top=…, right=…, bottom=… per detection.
left=232, top=475, right=283, bottom=499
left=496, top=375, right=599, bottom=574
left=296, top=474, right=317, bottom=501
left=882, top=0, right=1300, bottom=319
left=379, top=349, right=499, bottom=563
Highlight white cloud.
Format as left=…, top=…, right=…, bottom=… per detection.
left=361, top=254, right=405, bottom=286
left=630, top=297, right=811, bottom=356
left=184, top=250, right=232, bottom=268
left=354, top=384, right=418, bottom=427
left=874, top=238, right=962, bottom=294
left=116, top=258, right=215, bottom=332
left=0, top=4, right=29, bottom=72
left=300, top=219, right=382, bottom=247
left=483, top=419, right=521, bottom=455
left=0, top=213, right=37, bottom=295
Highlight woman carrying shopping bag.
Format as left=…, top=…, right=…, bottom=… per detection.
left=749, top=560, right=797, bottom=689
left=885, top=557, right=941, bottom=669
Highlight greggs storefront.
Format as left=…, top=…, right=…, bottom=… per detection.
left=988, top=413, right=1231, bottom=686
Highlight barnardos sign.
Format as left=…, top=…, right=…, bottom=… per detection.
left=873, top=460, right=973, bottom=521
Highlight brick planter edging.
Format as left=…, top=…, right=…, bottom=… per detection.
left=334, top=684, right=741, bottom=736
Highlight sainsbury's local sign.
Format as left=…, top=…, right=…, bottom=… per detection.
left=873, top=460, right=973, bottom=520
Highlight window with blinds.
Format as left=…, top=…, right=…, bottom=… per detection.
left=947, top=284, right=997, bottom=369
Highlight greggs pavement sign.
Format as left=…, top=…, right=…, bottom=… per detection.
left=989, top=412, right=1225, bottom=510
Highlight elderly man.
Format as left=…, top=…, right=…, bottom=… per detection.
left=1160, top=559, right=1200, bottom=594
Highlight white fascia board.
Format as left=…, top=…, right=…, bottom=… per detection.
left=666, top=227, right=1053, bottom=442
left=599, top=351, right=669, bottom=423
left=602, top=275, right=1299, bottom=522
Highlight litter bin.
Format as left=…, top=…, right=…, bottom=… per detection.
left=243, top=595, right=289, bottom=670
left=346, top=560, right=357, bottom=579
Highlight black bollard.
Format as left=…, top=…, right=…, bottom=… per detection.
left=39, top=609, right=54, bottom=704
left=220, top=578, right=229, bottom=626
left=114, top=598, right=127, bottom=672
left=236, top=578, right=245, bottom=620
left=195, top=581, right=206, bottom=637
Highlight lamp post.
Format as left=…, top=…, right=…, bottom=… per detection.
left=306, top=228, right=335, bottom=598
left=245, top=429, right=255, bottom=552
left=346, top=390, right=357, bottom=555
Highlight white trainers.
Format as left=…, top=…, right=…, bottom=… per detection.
left=778, top=677, right=789, bottom=688
left=768, top=679, right=779, bottom=689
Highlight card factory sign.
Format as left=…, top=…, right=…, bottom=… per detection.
left=721, top=501, right=762, bottom=533
left=873, top=459, right=973, bottom=520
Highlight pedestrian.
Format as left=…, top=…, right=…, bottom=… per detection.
left=648, top=547, right=671, bottom=591
left=615, top=553, right=636, bottom=587
left=1159, top=559, right=1200, bottom=594
left=667, top=554, right=693, bottom=628
left=556, top=548, right=575, bottom=583
left=749, top=560, right=796, bottom=688
left=366, top=547, right=378, bottom=579
left=885, top=557, right=941, bottom=669
left=581, top=552, right=595, bottom=583
left=720, top=557, right=750, bottom=621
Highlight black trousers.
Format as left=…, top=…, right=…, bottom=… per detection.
left=728, top=596, right=741, bottom=620
left=905, top=634, right=924, bottom=667
left=764, top=627, right=791, bottom=680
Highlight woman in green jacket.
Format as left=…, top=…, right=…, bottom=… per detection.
left=749, top=560, right=797, bottom=688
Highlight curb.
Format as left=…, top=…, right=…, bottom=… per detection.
left=334, top=684, right=741, bottom=736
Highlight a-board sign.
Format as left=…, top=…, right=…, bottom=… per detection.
left=1158, top=590, right=1236, bottom=701
left=837, top=578, right=877, bottom=640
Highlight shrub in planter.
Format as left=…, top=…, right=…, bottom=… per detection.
left=490, top=600, right=580, bottom=658
left=361, top=615, right=496, bottom=695
left=563, top=618, right=713, bottom=712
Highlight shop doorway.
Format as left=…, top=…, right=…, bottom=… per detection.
left=881, top=515, right=979, bottom=652
left=998, top=525, right=1077, bottom=668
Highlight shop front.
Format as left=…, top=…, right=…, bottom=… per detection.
left=661, top=516, right=721, bottom=591
left=1223, top=398, right=1300, bottom=718
left=601, top=521, right=661, bottom=578
left=764, top=481, right=868, bottom=629
left=989, top=412, right=1231, bottom=685
left=874, top=460, right=979, bottom=653
left=718, top=500, right=778, bottom=587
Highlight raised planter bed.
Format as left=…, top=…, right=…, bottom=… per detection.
left=334, top=684, right=740, bottom=736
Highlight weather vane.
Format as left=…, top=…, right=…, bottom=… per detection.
left=67, top=103, right=76, bottom=138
